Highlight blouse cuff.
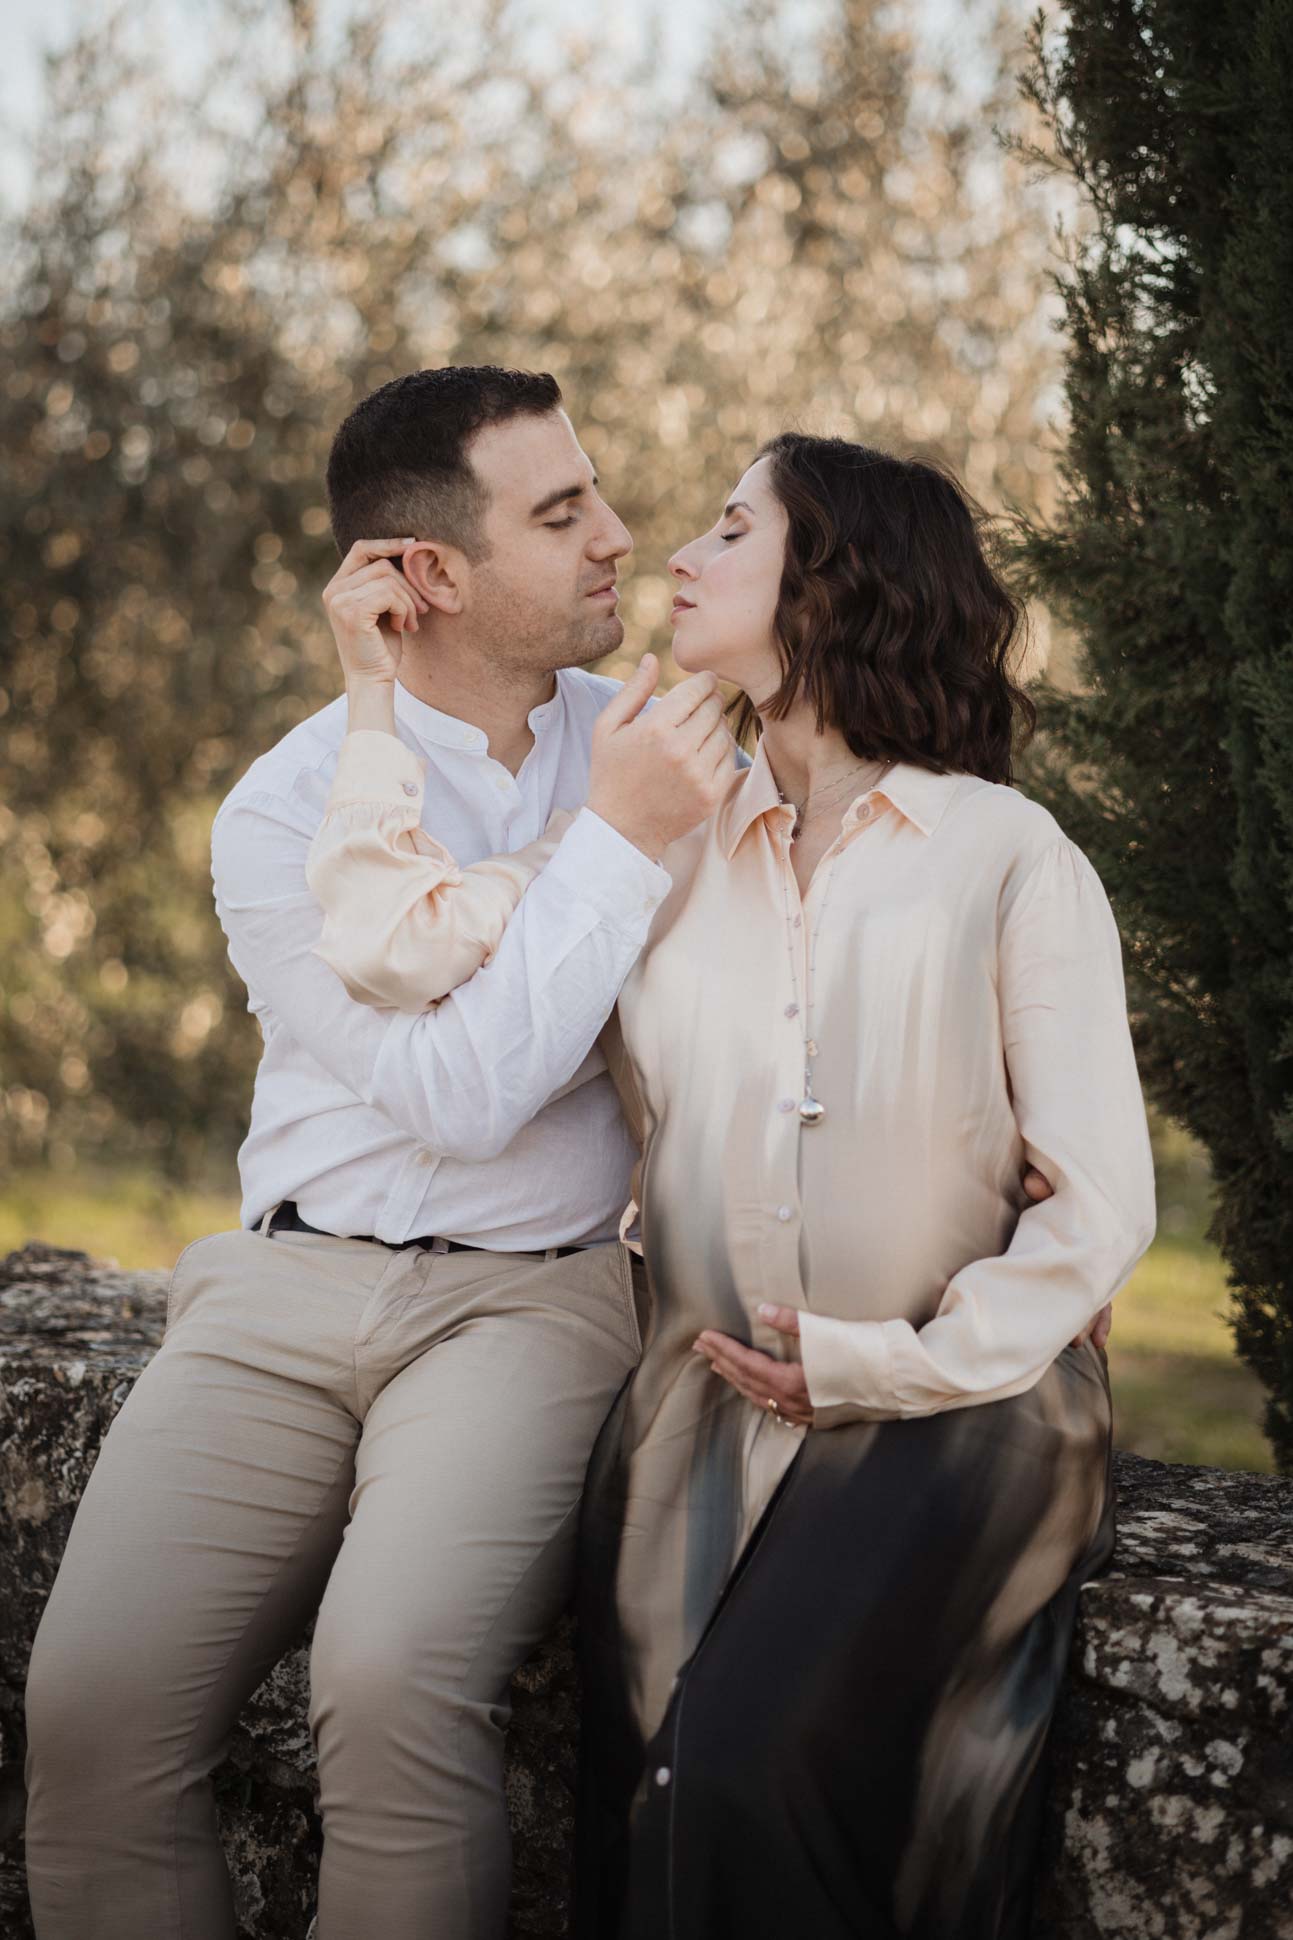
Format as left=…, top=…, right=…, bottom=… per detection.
left=327, top=729, right=427, bottom=812
left=798, top=1310, right=901, bottom=1427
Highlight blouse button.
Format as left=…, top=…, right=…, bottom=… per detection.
left=857, top=803, right=872, bottom=821
left=776, top=1206, right=793, bottom=1223
left=401, top=781, right=418, bottom=798
left=777, top=1098, right=796, bottom=1114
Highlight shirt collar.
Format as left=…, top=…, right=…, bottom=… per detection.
left=392, top=673, right=563, bottom=753
left=717, top=735, right=964, bottom=860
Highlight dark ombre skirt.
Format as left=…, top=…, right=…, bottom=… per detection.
left=575, top=1338, right=1116, bottom=1940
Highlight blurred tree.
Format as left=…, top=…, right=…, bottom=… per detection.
left=1013, top=0, right=1293, bottom=1467
left=0, top=0, right=1059, bottom=1181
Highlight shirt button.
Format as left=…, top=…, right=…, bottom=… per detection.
left=654, top=1767, right=672, bottom=1787
left=857, top=804, right=871, bottom=821
left=417, top=1150, right=435, bottom=1167
left=777, top=1098, right=796, bottom=1114
left=401, top=781, right=417, bottom=798
left=776, top=1206, right=793, bottom=1223
left=494, top=775, right=510, bottom=792
left=784, top=1002, right=799, bottom=1018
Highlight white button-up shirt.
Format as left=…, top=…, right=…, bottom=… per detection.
left=209, top=669, right=672, bottom=1249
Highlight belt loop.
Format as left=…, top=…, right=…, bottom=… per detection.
left=257, top=1201, right=283, bottom=1237
left=543, top=1246, right=559, bottom=1262
left=430, top=1235, right=450, bottom=1255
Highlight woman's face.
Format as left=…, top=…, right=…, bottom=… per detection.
left=667, top=456, right=787, bottom=698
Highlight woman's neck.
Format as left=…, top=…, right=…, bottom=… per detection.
left=756, top=706, right=879, bottom=810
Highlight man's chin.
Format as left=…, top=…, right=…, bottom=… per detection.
left=562, top=613, right=625, bottom=669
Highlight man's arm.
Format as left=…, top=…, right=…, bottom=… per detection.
left=211, top=783, right=671, bottom=1163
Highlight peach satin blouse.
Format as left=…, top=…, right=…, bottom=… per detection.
left=306, top=727, right=1156, bottom=1426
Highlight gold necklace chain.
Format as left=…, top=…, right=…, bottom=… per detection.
left=780, top=757, right=887, bottom=843
left=776, top=759, right=895, bottom=1125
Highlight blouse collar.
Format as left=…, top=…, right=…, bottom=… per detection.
left=717, top=735, right=966, bottom=860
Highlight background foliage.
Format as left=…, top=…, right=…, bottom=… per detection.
left=1013, top=0, right=1293, bottom=1468
left=2, top=0, right=1283, bottom=1471
left=0, top=0, right=1059, bottom=1178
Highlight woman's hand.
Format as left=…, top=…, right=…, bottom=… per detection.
left=321, top=538, right=429, bottom=688
left=693, top=1307, right=814, bottom=1429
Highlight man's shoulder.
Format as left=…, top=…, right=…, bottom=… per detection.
left=214, top=694, right=349, bottom=828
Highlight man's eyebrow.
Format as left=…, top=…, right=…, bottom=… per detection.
left=529, top=476, right=598, bottom=518
left=723, top=498, right=753, bottom=519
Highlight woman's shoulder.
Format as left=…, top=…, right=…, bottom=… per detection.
left=949, top=773, right=1082, bottom=859
left=947, top=779, right=1113, bottom=927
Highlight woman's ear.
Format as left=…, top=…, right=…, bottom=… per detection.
left=400, top=539, right=464, bottom=617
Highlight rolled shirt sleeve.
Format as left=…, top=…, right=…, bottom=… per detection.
left=798, top=837, right=1157, bottom=1425
left=305, top=729, right=575, bottom=1010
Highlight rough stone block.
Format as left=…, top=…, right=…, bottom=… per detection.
left=2, top=1242, right=1290, bottom=1938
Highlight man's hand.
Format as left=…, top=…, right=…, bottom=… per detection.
left=321, top=538, right=428, bottom=688
left=1022, top=1162, right=1113, bottom=1352
left=587, top=653, right=735, bottom=861
left=693, top=1308, right=814, bottom=1429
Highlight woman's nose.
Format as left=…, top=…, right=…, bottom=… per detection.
left=669, top=546, right=698, bottom=581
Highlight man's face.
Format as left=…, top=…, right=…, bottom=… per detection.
left=462, top=410, right=633, bottom=674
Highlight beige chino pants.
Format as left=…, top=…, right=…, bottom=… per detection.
left=23, top=1218, right=642, bottom=1940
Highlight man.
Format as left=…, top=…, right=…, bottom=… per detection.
left=23, top=366, right=1102, bottom=1938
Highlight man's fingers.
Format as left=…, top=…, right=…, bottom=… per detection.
left=1022, top=1164, right=1054, bottom=1202
left=598, top=653, right=659, bottom=731
left=649, top=669, right=723, bottom=728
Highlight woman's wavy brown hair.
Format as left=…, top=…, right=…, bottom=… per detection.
left=730, top=433, right=1035, bottom=783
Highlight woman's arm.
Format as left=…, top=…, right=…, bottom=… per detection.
left=306, top=727, right=571, bottom=1011
left=304, top=596, right=568, bottom=1013
left=796, top=837, right=1157, bottom=1426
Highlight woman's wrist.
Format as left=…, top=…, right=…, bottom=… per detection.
left=345, top=679, right=398, bottom=736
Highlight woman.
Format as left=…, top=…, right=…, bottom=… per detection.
left=307, top=434, right=1155, bottom=1940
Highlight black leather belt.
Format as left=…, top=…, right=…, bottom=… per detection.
left=265, top=1200, right=583, bottom=1259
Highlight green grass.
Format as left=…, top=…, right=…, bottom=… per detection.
left=0, top=1121, right=1278, bottom=1475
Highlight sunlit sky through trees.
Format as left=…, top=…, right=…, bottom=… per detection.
left=2, top=0, right=996, bottom=211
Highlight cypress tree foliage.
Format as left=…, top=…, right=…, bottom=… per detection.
left=1015, top=0, right=1293, bottom=1469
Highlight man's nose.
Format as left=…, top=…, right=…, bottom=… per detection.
left=592, top=508, right=633, bottom=560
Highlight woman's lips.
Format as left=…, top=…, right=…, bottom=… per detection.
left=669, top=599, right=695, bottom=623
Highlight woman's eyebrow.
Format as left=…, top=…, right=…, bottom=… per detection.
left=723, top=498, right=753, bottom=519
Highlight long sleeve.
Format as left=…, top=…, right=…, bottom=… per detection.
left=210, top=764, right=672, bottom=1166
left=305, top=730, right=574, bottom=1010
left=798, top=837, right=1157, bottom=1426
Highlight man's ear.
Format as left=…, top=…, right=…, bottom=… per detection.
left=400, top=539, right=465, bottom=616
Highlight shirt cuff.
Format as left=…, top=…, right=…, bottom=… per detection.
left=327, top=730, right=426, bottom=811
left=799, top=1310, right=900, bottom=1427
left=543, top=807, right=672, bottom=928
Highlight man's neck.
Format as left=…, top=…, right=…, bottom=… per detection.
left=397, top=648, right=559, bottom=777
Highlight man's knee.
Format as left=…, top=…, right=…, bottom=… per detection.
left=24, top=1605, right=156, bottom=1793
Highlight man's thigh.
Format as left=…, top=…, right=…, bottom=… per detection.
left=313, top=1240, right=641, bottom=1703
left=26, top=1229, right=372, bottom=1753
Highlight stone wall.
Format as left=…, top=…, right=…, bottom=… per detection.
left=2, top=1241, right=1291, bottom=1938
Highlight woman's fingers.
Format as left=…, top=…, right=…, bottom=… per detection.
left=693, top=1330, right=814, bottom=1423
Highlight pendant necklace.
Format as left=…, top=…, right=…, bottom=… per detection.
left=776, top=758, right=895, bottom=1128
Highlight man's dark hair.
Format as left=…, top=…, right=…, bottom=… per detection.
left=325, top=365, right=563, bottom=562
left=730, top=432, right=1035, bottom=784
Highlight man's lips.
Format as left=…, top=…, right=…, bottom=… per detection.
left=586, top=580, right=618, bottom=601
